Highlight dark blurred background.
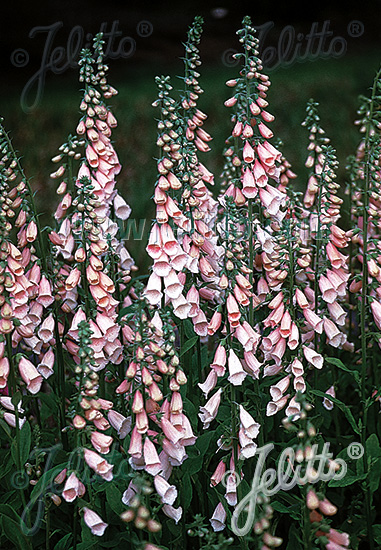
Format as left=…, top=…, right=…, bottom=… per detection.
left=1, top=0, right=380, bottom=269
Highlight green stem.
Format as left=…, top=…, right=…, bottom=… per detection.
left=302, top=485, right=312, bottom=550
left=196, top=336, right=202, bottom=384
left=45, top=506, right=50, bottom=550
left=53, top=308, right=69, bottom=451
left=73, top=501, right=78, bottom=550
left=6, top=337, right=29, bottom=522
left=1, top=125, right=48, bottom=274
left=248, top=199, right=254, bottom=327
left=230, top=384, right=248, bottom=550
left=358, top=68, right=381, bottom=550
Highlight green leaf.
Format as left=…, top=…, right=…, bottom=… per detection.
left=310, top=390, right=360, bottom=434
left=11, top=421, right=31, bottom=468
left=99, top=532, right=132, bottom=547
left=271, top=500, right=300, bottom=520
left=0, top=504, right=32, bottom=549
left=180, top=336, right=198, bottom=356
left=181, top=474, right=192, bottom=508
left=11, top=391, right=22, bottom=408
left=195, top=433, right=211, bottom=456
left=325, top=357, right=361, bottom=384
left=0, top=451, right=14, bottom=480
left=373, top=524, right=381, bottom=544
left=286, top=523, right=303, bottom=550
left=328, top=470, right=367, bottom=487
left=106, top=483, right=124, bottom=515
left=0, top=418, right=12, bottom=440
left=366, top=434, right=381, bottom=493
left=76, top=543, right=98, bottom=550
left=366, top=433, right=381, bottom=459
left=117, top=305, right=134, bottom=321
left=30, top=462, right=67, bottom=503
left=54, top=533, right=72, bottom=550
left=183, top=458, right=202, bottom=476
left=39, top=393, right=59, bottom=421
left=368, top=457, right=381, bottom=493
left=19, top=421, right=31, bottom=465
left=183, top=319, right=195, bottom=339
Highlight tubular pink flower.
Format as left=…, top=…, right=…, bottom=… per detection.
left=146, top=224, right=163, bottom=259
left=226, top=294, right=241, bottom=328
left=210, top=460, right=226, bottom=487
left=62, top=472, right=86, bottom=502
left=83, top=448, right=114, bottom=481
left=211, top=344, right=227, bottom=377
left=319, top=275, right=338, bottom=304
left=198, top=370, right=217, bottom=398
left=243, top=141, right=255, bottom=162
left=318, top=497, right=338, bottom=516
left=207, top=311, right=222, bottom=335
left=162, top=504, right=183, bottom=524
left=38, top=349, right=55, bottom=378
left=192, top=309, right=208, bottom=336
left=91, top=431, right=113, bottom=454
left=3, top=413, right=26, bottom=429
left=154, top=475, right=177, bottom=505
left=239, top=405, right=260, bottom=438
left=83, top=507, right=108, bottom=537
left=326, top=242, right=347, bottom=269
left=323, top=317, right=343, bottom=348
left=143, top=437, right=162, bottom=476
left=37, top=275, right=54, bottom=307
left=270, top=375, right=291, bottom=401
left=0, top=357, right=10, bottom=388
left=241, top=167, right=257, bottom=198
left=210, top=502, right=226, bottom=532
left=371, top=300, right=381, bottom=329
left=38, top=314, right=55, bottom=344
left=253, top=159, right=268, bottom=187
left=323, top=385, right=336, bottom=410
left=327, top=529, right=350, bottom=547
left=161, top=417, right=183, bottom=444
left=225, top=471, right=238, bottom=506
left=303, top=346, right=324, bottom=369
left=227, top=349, right=247, bottom=386
left=153, top=252, right=171, bottom=277
left=303, top=308, right=323, bottom=333
left=18, top=357, right=43, bottom=394
left=199, top=388, right=222, bottom=429
left=271, top=337, right=287, bottom=364
left=285, top=396, right=301, bottom=417
left=164, top=269, right=183, bottom=300
left=160, top=224, right=179, bottom=256
left=113, top=193, right=131, bottom=220
left=266, top=394, right=289, bottom=416
left=107, top=410, right=131, bottom=439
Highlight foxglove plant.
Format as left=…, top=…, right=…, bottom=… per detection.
left=0, top=15, right=380, bottom=550
left=145, top=17, right=220, bottom=338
